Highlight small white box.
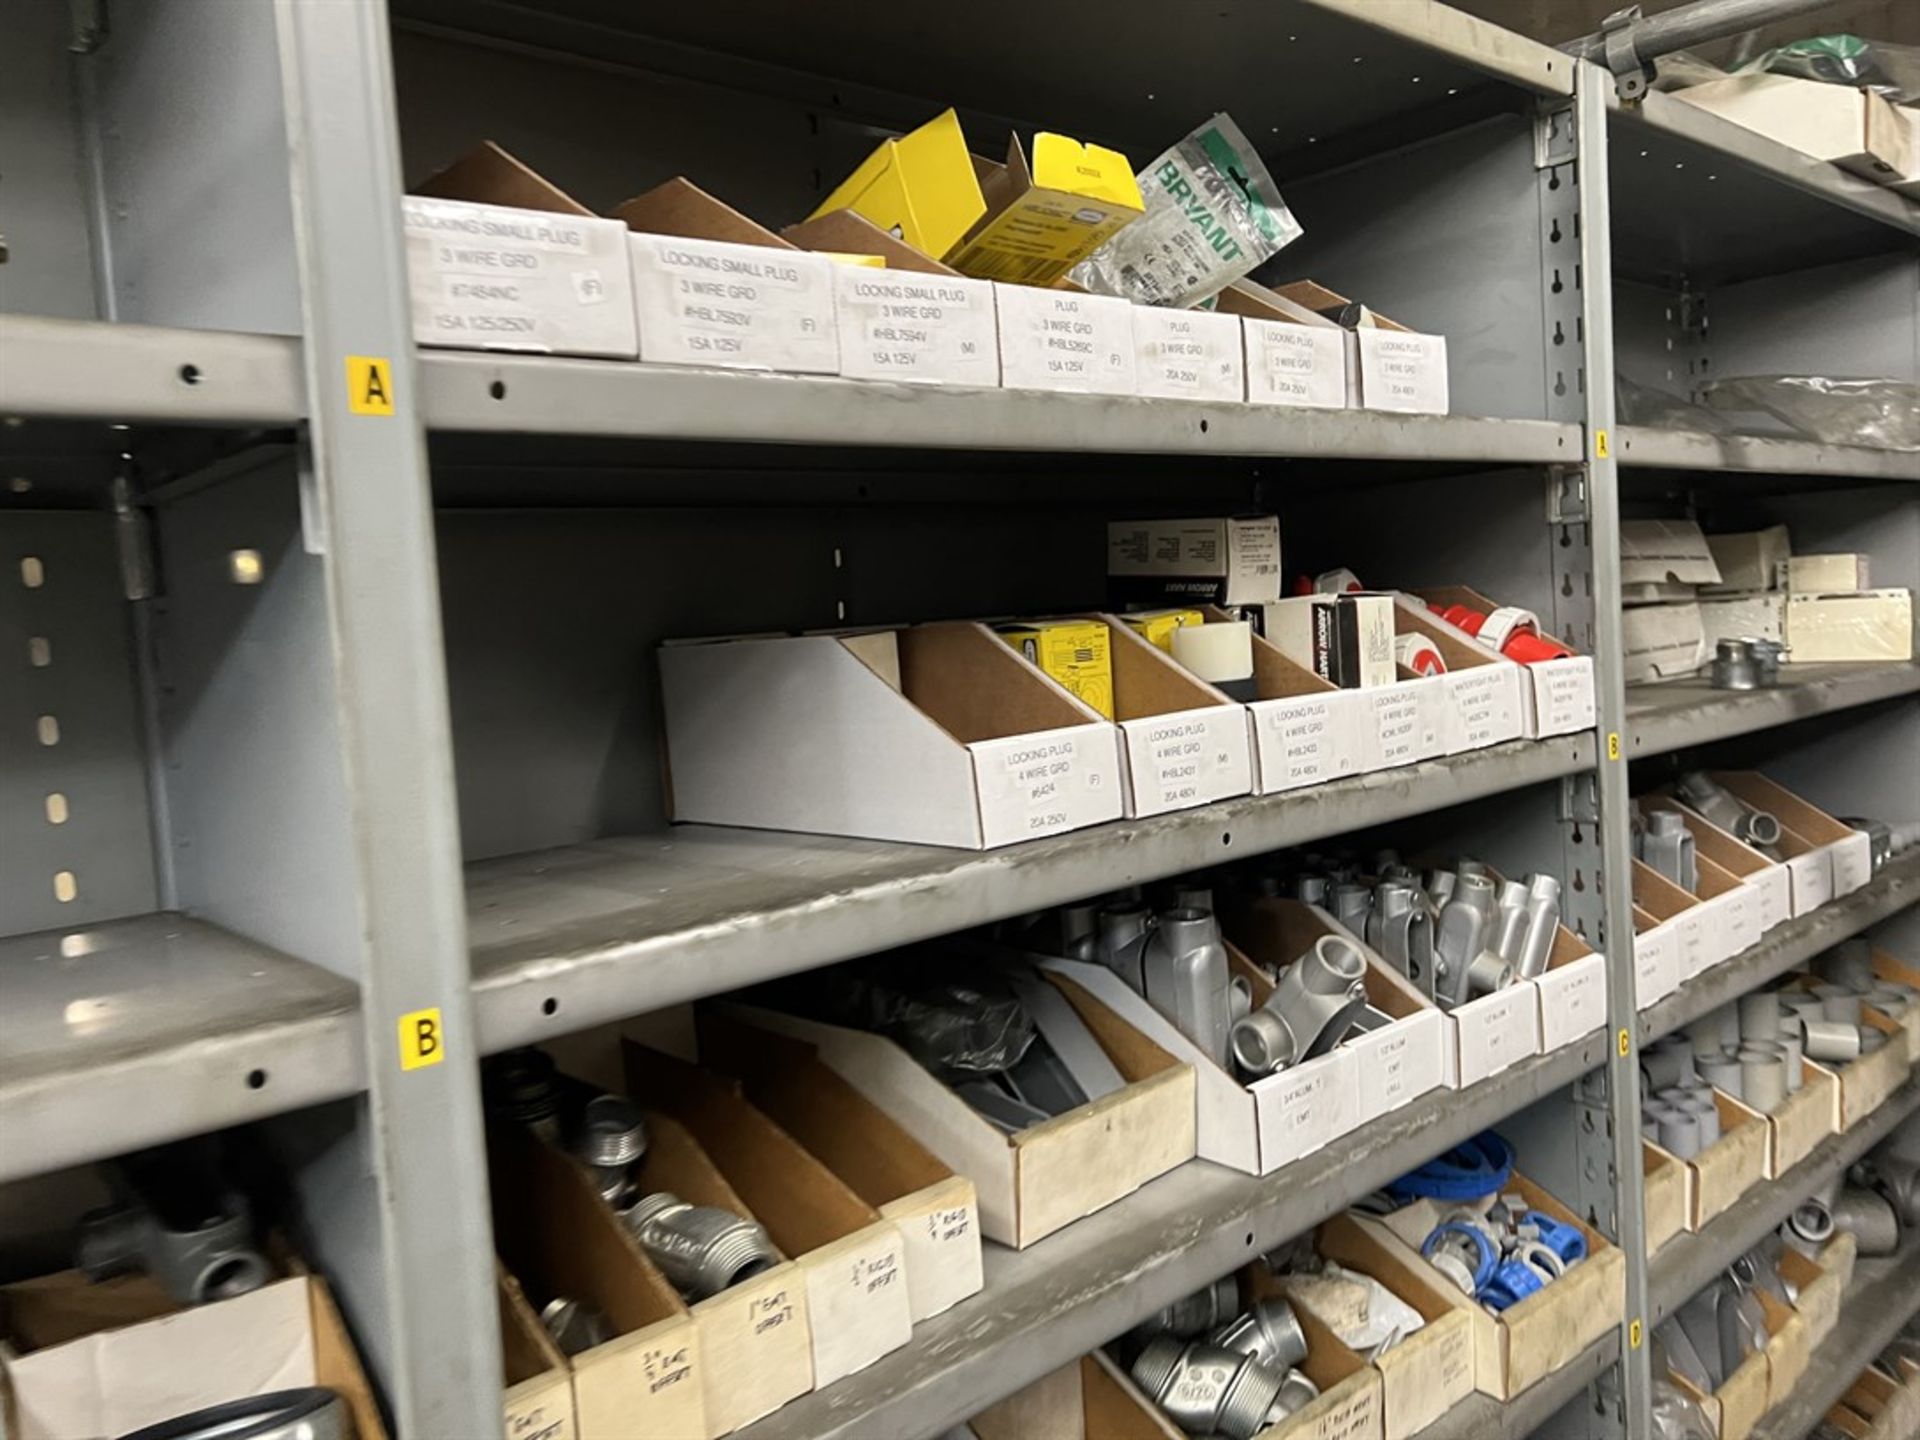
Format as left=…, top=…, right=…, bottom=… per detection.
left=1695, top=858, right=1761, bottom=963
left=1788, top=554, right=1871, bottom=593
left=1359, top=677, right=1448, bottom=771
left=1390, top=599, right=1526, bottom=754
left=1259, top=593, right=1397, bottom=689
left=1623, top=602, right=1706, bottom=683
left=1091, top=614, right=1255, bottom=818
left=1536, top=933, right=1609, bottom=1052
left=1786, top=590, right=1913, bottom=662
left=1631, top=910, right=1682, bottom=1011
left=1241, top=317, right=1348, bottom=409
left=1633, top=861, right=1715, bottom=981
left=830, top=266, right=999, bottom=386
left=1131, top=307, right=1245, bottom=402
left=1448, top=982, right=1543, bottom=1088
left=1413, top=587, right=1595, bottom=739
left=1234, top=613, right=1368, bottom=794
left=1108, top=515, right=1282, bottom=607
left=659, top=623, right=1122, bottom=850
left=1713, top=771, right=1874, bottom=902
left=629, top=232, right=839, bottom=373
left=1621, top=519, right=1722, bottom=590
left=403, top=195, right=639, bottom=359
left=1699, top=593, right=1788, bottom=649
left=1356, top=327, right=1450, bottom=414
left=993, top=284, right=1137, bottom=394
left=1704, top=528, right=1790, bottom=593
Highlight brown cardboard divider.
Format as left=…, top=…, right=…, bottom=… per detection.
left=902, top=621, right=1101, bottom=742
left=614, top=177, right=799, bottom=250
left=411, top=139, right=594, bottom=216
left=1241, top=1261, right=1383, bottom=1440
left=783, top=210, right=961, bottom=274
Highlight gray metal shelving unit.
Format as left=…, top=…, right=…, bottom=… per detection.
left=1749, top=1242, right=1920, bottom=1440
left=2, top=1, right=1917, bottom=1437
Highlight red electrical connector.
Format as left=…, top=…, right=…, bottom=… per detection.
left=1436, top=603, right=1573, bottom=664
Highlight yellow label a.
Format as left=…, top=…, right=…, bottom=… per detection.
left=398, top=1007, right=445, bottom=1070
left=346, top=355, right=395, bottom=416
left=1595, top=428, right=1610, bottom=459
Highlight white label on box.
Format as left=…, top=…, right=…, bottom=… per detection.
left=833, top=268, right=998, bottom=385
left=1830, top=833, right=1872, bottom=896
left=1677, top=907, right=1713, bottom=978
left=404, top=197, right=639, bottom=358
left=801, top=1230, right=913, bottom=1387
left=972, top=725, right=1121, bottom=848
left=1351, top=1011, right=1445, bottom=1121
left=1541, top=951, right=1608, bottom=1049
left=1748, top=864, right=1791, bottom=933
left=1127, top=708, right=1253, bottom=815
left=1445, top=665, right=1523, bottom=752
left=1719, top=886, right=1759, bottom=955
left=1634, top=927, right=1681, bottom=1008
left=1133, top=308, right=1245, bottom=402
left=1243, top=318, right=1347, bottom=409
left=1785, top=850, right=1834, bottom=915
left=994, top=284, right=1137, bottom=395
left=630, top=234, right=838, bottom=372
left=1452, top=985, right=1539, bottom=1086
left=1532, top=657, right=1597, bottom=737
left=1357, top=328, right=1449, bottom=414
left=1255, top=1051, right=1353, bottom=1167
left=1363, top=679, right=1443, bottom=771
left=1252, top=693, right=1356, bottom=793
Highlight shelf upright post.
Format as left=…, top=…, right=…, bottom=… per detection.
left=269, top=2, right=503, bottom=1433
left=1572, top=59, right=1654, bottom=1438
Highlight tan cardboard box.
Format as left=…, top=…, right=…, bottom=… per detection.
left=1644, top=1140, right=1689, bottom=1254
left=1633, top=859, right=1715, bottom=984
left=716, top=982, right=1195, bottom=1248
left=1686, top=1090, right=1769, bottom=1231
left=693, top=1011, right=983, bottom=1324
left=1872, top=949, right=1920, bottom=1060
left=1714, top=772, right=1875, bottom=901
left=1777, top=1233, right=1854, bottom=1348
left=1761, top=1061, right=1839, bottom=1178
left=1786, top=590, right=1915, bottom=664
left=1672, top=72, right=1913, bottom=180
left=971, top=1350, right=1185, bottom=1440
left=1339, top=1175, right=1624, bottom=1400
left=1641, top=797, right=1792, bottom=935
left=1208, top=604, right=1369, bottom=794
left=1389, top=598, right=1527, bottom=755
left=500, top=1267, right=582, bottom=1440
left=1271, top=280, right=1448, bottom=415
left=624, top=1046, right=912, bottom=1392
left=489, top=1124, right=708, bottom=1440
left=1303, top=1214, right=1476, bottom=1440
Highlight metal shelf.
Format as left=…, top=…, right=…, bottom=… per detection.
left=1615, top=427, right=1920, bottom=483
left=1749, top=1240, right=1920, bottom=1440
left=1640, top=850, right=1920, bottom=1045
left=734, top=1034, right=1608, bottom=1440
left=417, top=351, right=1580, bottom=463
left=0, top=316, right=304, bottom=427
left=0, top=913, right=363, bottom=1182
left=1626, top=665, right=1920, bottom=759
left=465, top=733, right=1591, bottom=1052
left=1411, top=1335, right=1617, bottom=1440
left=1648, top=1079, right=1920, bottom=1326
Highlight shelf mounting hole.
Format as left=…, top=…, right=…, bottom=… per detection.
left=1199, top=418, right=1209, bottom=434
left=179, top=364, right=201, bottom=386
left=45, top=793, right=69, bottom=825
left=1221, top=831, right=1233, bottom=848
left=28, top=636, right=50, bottom=667
left=229, top=549, right=264, bottom=585
left=53, top=871, right=78, bottom=903
left=542, top=997, right=558, bottom=1016
left=489, top=380, right=507, bottom=400
left=37, top=715, right=60, bottom=746
left=246, top=1068, right=268, bottom=1090
left=20, top=556, right=45, bottom=588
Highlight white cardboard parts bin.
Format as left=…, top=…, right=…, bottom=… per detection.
left=1389, top=598, right=1526, bottom=754
left=1714, top=771, right=1874, bottom=903
left=1215, top=279, right=1350, bottom=410
left=1086, top=613, right=1255, bottom=818
left=1623, top=602, right=1706, bottom=684
left=1786, top=590, right=1914, bottom=663
left=1641, top=796, right=1792, bottom=935
left=1272, top=280, right=1450, bottom=414
left=1632, top=860, right=1714, bottom=984
left=994, top=283, right=1138, bottom=394
left=1631, top=903, right=1682, bottom=1013
left=1413, top=585, right=1596, bottom=739
left=617, top=179, right=838, bottom=374
left=403, top=141, right=639, bottom=360
left=784, top=209, right=1000, bottom=387
left=1131, top=305, right=1246, bottom=402
left=714, top=984, right=1196, bottom=1250
left=658, top=623, right=1123, bottom=850
left=1358, top=667, right=1448, bottom=774
left=1221, top=606, right=1367, bottom=795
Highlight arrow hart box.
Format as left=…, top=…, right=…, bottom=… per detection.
left=658, top=622, right=1122, bottom=849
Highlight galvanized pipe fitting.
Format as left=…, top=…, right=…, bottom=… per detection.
left=1230, top=935, right=1368, bottom=1076
left=1435, top=874, right=1499, bottom=1005
left=1211, top=1298, right=1310, bottom=1371
left=622, top=1192, right=780, bottom=1299
left=572, top=1094, right=648, bottom=1205
left=76, top=1196, right=272, bottom=1307
left=1800, top=1017, right=1863, bottom=1064
left=1515, top=873, right=1562, bottom=980
left=1132, top=1277, right=1243, bottom=1341
left=1144, top=908, right=1235, bottom=1069
left=1129, top=1338, right=1288, bottom=1440
left=1831, top=1187, right=1900, bottom=1256
left=1676, top=772, right=1782, bottom=851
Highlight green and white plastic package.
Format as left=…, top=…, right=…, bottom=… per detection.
left=1069, top=113, right=1302, bottom=309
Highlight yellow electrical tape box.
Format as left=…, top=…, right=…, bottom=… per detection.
left=811, top=109, right=986, bottom=260
left=995, top=620, right=1115, bottom=720
left=948, top=133, right=1143, bottom=286
left=1120, top=609, right=1206, bottom=652
left=819, top=252, right=888, bottom=268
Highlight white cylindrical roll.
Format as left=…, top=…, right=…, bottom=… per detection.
left=1172, top=621, right=1254, bottom=684
left=1394, top=632, right=1447, bottom=677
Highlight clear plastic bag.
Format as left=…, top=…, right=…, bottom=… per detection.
left=1744, top=34, right=1920, bottom=103
left=1649, top=1378, right=1717, bottom=1440
left=1617, top=374, right=1732, bottom=433
left=1698, top=375, right=1920, bottom=451
left=1070, top=113, right=1302, bottom=309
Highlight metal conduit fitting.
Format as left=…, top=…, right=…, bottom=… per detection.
left=76, top=1196, right=272, bottom=1307
left=1275, top=1369, right=1321, bottom=1417
left=622, top=1192, right=780, bottom=1300
left=1516, top=873, right=1561, bottom=980
left=572, top=1094, right=648, bottom=1204
left=1831, top=1187, right=1901, bottom=1256
left=1435, top=873, right=1498, bottom=1006
left=1134, top=1277, right=1243, bottom=1341
left=1129, top=1338, right=1288, bottom=1440
left=1465, top=950, right=1516, bottom=999
left=1331, top=882, right=1372, bottom=928
left=483, top=1047, right=565, bottom=1144
left=1097, top=904, right=1153, bottom=992
left=1491, top=881, right=1531, bottom=966
left=1230, top=934, right=1369, bottom=1076
left=1143, top=908, right=1235, bottom=1069
left=1211, top=1297, right=1310, bottom=1371
left=1369, top=881, right=1435, bottom=994
left=1676, top=772, right=1782, bottom=851
left=541, top=1296, right=613, bottom=1357
left=1643, top=811, right=1698, bottom=892
left=1800, top=1018, right=1863, bottom=1064
left=114, top=1388, right=349, bottom=1440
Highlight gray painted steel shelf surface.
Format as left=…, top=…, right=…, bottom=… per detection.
left=1648, top=1079, right=1920, bottom=1327
left=418, top=351, right=1581, bottom=462
left=1640, top=850, right=1920, bottom=1045
left=0, top=914, right=363, bottom=1182
left=1411, top=1335, right=1616, bottom=1440
left=465, top=733, right=1591, bottom=1051
left=1627, top=665, right=1920, bottom=759
left=0, top=316, right=304, bottom=426
left=736, top=1034, right=1608, bottom=1440
left=1750, top=1242, right=1920, bottom=1440
left=1616, top=427, right=1920, bottom=482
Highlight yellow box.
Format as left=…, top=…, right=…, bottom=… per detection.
left=1120, top=608, right=1206, bottom=652
left=810, top=109, right=985, bottom=259
left=948, top=133, right=1143, bottom=286
left=819, top=252, right=887, bottom=268
left=996, top=619, right=1115, bottom=719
